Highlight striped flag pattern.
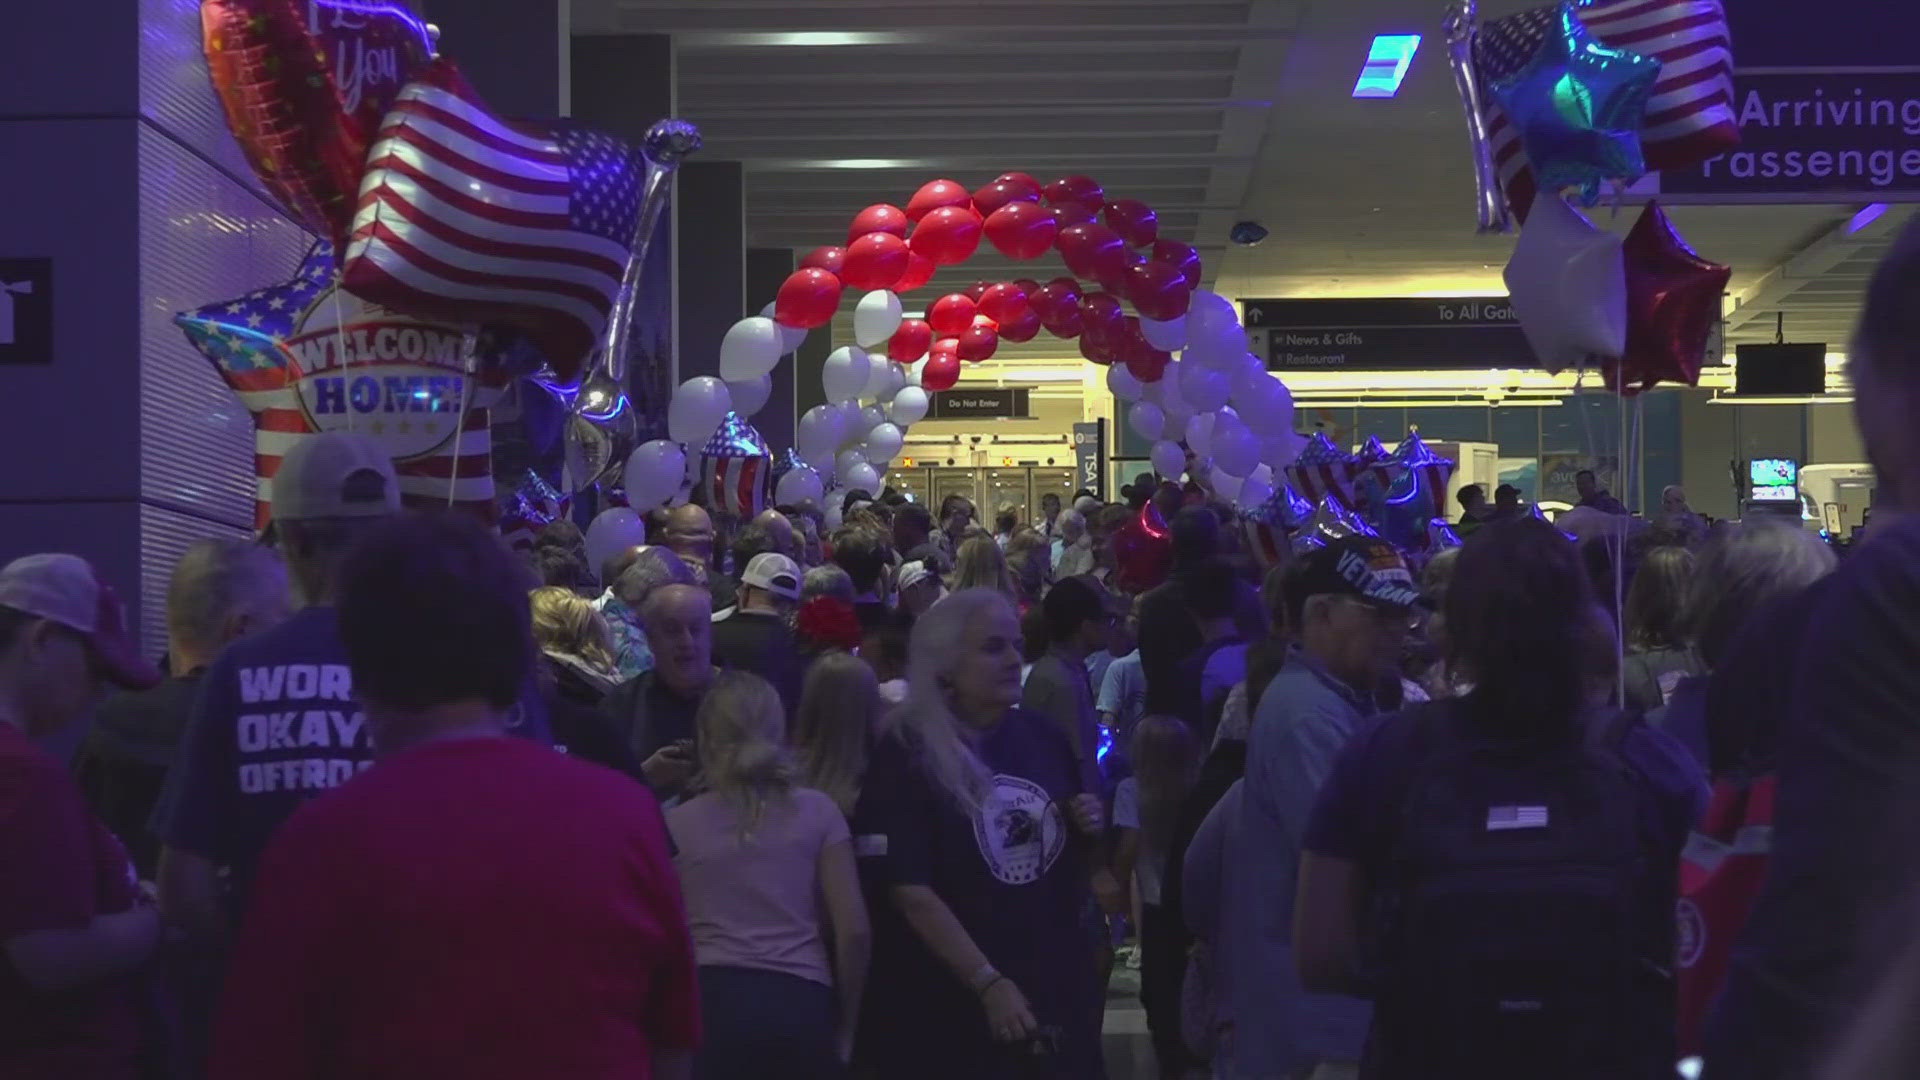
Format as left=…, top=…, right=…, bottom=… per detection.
left=176, top=245, right=495, bottom=530
left=699, top=413, right=770, bottom=519
left=342, top=58, right=643, bottom=383
left=1285, top=432, right=1359, bottom=509
left=1480, top=0, right=1737, bottom=220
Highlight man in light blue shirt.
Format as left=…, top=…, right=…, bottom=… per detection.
left=1203, top=537, right=1421, bottom=1079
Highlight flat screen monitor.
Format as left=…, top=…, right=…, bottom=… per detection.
left=1749, top=457, right=1800, bottom=503
left=1734, top=343, right=1826, bottom=396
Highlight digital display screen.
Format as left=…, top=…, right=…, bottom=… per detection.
left=1750, top=458, right=1798, bottom=488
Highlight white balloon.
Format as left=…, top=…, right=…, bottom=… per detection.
left=867, top=361, right=907, bottom=403
left=1107, top=362, right=1144, bottom=402
left=718, top=317, right=784, bottom=381
left=583, top=508, right=646, bottom=579
left=775, top=464, right=824, bottom=508
left=852, top=290, right=904, bottom=348
left=857, top=404, right=885, bottom=432
left=667, top=376, right=733, bottom=445
left=865, top=421, right=905, bottom=462
left=1213, top=420, right=1261, bottom=478
left=725, top=373, right=772, bottom=418
left=1210, top=466, right=1244, bottom=501
left=1236, top=470, right=1275, bottom=512
left=822, top=346, right=873, bottom=405
left=805, top=449, right=837, bottom=478
left=1128, top=400, right=1166, bottom=442
left=760, top=302, right=810, bottom=353
left=1157, top=358, right=1185, bottom=407
left=823, top=499, right=845, bottom=531
left=1140, top=314, right=1188, bottom=352
left=1261, top=431, right=1309, bottom=469
left=906, top=357, right=928, bottom=387
left=796, top=404, right=845, bottom=460
left=622, top=439, right=686, bottom=511
left=1163, top=404, right=1195, bottom=450
left=842, top=461, right=881, bottom=494
left=1150, top=439, right=1186, bottom=480
left=888, top=386, right=929, bottom=426
left=1228, top=352, right=1268, bottom=402
left=835, top=400, right=866, bottom=447
left=1185, top=412, right=1217, bottom=457
left=1179, top=361, right=1232, bottom=412
left=836, top=448, right=868, bottom=479
left=1188, top=289, right=1240, bottom=341
left=1236, top=374, right=1295, bottom=437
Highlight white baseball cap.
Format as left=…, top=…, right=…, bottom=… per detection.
left=896, top=560, right=934, bottom=593
left=271, top=432, right=402, bottom=522
left=0, top=554, right=162, bottom=689
left=741, top=552, right=802, bottom=601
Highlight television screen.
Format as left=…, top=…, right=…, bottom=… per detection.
left=1749, top=458, right=1799, bottom=502
left=1735, top=343, right=1826, bottom=396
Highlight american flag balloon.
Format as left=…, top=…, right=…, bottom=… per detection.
left=342, top=58, right=645, bottom=386
left=700, top=412, right=770, bottom=519
left=1353, top=435, right=1406, bottom=491
left=1479, top=0, right=1737, bottom=221
left=1286, top=432, right=1360, bottom=508
left=175, top=243, right=495, bottom=530
left=1390, top=433, right=1457, bottom=511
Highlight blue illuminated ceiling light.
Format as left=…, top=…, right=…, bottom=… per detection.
left=1353, top=34, right=1421, bottom=98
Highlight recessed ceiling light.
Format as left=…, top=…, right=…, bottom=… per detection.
left=1353, top=34, right=1421, bottom=99
left=1848, top=202, right=1889, bottom=233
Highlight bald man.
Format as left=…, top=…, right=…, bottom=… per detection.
left=752, top=508, right=797, bottom=560
left=661, top=504, right=737, bottom=613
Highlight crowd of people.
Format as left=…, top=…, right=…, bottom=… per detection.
left=8, top=226, right=1920, bottom=1080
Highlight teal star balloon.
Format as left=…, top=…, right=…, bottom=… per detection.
left=1487, top=2, right=1661, bottom=202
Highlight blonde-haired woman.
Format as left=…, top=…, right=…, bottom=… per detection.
left=950, top=535, right=1015, bottom=601
left=528, top=586, right=636, bottom=773
left=851, top=588, right=1106, bottom=1078
left=794, top=651, right=883, bottom=818
left=665, top=671, right=869, bottom=1078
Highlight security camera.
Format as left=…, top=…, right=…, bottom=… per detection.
left=1230, top=221, right=1269, bottom=246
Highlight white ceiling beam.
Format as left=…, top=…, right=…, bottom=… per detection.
left=1725, top=206, right=1914, bottom=331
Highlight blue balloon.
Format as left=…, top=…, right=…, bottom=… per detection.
left=1488, top=3, right=1661, bottom=201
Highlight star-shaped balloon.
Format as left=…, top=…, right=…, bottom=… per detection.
left=1352, top=435, right=1406, bottom=492
left=699, top=412, right=771, bottom=518
left=1504, top=190, right=1627, bottom=373
left=175, top=243, right=495, bottom=530
left=1487, top=2, right=1661, bottom=201
left=1239, top=482, right=1315, bottom=569
left=1390, top=433, right=1458, bottom=509
left=1287, top=431, right=1360, bottom=508
left=1605, top=200, right=1731, bottom=397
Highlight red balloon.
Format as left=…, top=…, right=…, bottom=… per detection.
left=1079, top=334, right=1120, bottom=365
left=842, top=232, right=909, bottom=291
left=798, top=245, right=846, bottom=276
left=1095, top=248, right=1143, bottom=295
left=998, top=307, right=1043, bottom=343
left=931, top=335, right=961, bottom=357
left=921, top=350, right=962, bottom=391
left=887, top=317, right=933, bottom=363
left=957, top=325, right=999, bottom=363
left=972, top=178, right=1041, bottom=218
left=963, top=280, right=992, bottom=303
left=909, top=205, right=983, bottom=266
left=1077, top=291, right=1126, bottom=342
left=1029, top=280, right=1081, bottom=324
left=849, top=203, right=908, bottom=242
left=774, top=267, right=843, bottom=329
left=1042, top=306, right=1085, bottom=340
left=1049, top=203, right=1098, bottom=230
left=1112, top=505, right=1173, bottom=593
left=1057, top=223, right=1130, bottom=285
left=978, top=282, right=1030, bottom=325
left=1607, top=200, right=1731, bottom=397
left=984, top=201, right=1059, bottom=261
left=996, top=172, right=1043, bottom=194
left=1126, top=260, right=1194, bottom=321
left=1043, top=174, right=1106, bottom=211
left=201, top=0, right=431, bottom=250
left=892, top=250, right=937, bottom=294
left=906, top=179, right=972, bottom=223
left=1150, top=239, right=1204, bottom=291
left=1103, top=198, right=1160, bottom=248
left=1013, top=277, right=1042, bottom=295
left=927, top=293, right=979, bottom=337
left=1126, top=349, right=1170, bottom=383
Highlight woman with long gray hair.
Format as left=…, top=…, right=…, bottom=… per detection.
left=850, top=588, right=1107, bottom=1078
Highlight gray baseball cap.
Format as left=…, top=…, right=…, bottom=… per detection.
left=271, top=432, right=402, bottom=522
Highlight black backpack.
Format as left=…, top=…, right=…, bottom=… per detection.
left=1366, top=703, right=1675, bottom=1079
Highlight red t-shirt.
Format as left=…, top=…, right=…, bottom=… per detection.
left=0, top=724, right=143, bottom=1078
left=210, top=736, right=701, bottom=1080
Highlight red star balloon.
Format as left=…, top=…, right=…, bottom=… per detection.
left=1606, top=201, right=1731, bottom=397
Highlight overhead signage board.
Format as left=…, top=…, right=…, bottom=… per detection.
left=1657, top=68, right=1920, bottom=203
left=928, top=386, right=1030, bottom=419
left=1072, top=420, right=1106, bottom=499
left=1242, top=297, right=1534, bottom=371
left=0, top=258, right=52, bottom=364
